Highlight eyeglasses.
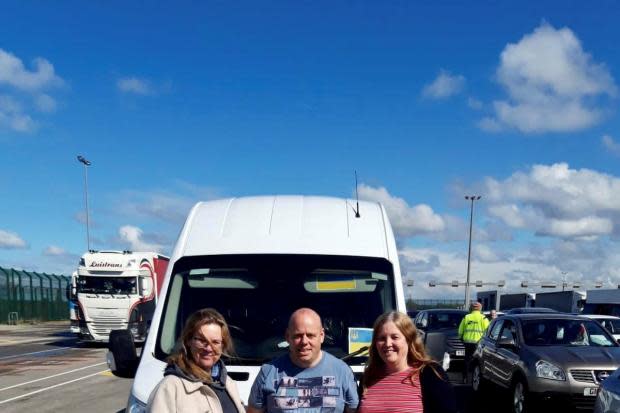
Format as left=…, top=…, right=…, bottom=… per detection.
left=191, top=336, right=223, bottom=350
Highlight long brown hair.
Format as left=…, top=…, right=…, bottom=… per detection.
left=362, top=311, right=437, bottom=392
left=167, top=308, right=235, bottom=383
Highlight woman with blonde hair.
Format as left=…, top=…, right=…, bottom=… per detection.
left=147, top=308, right=245, bottom=413
left=358, top=311, right=457, bottom=413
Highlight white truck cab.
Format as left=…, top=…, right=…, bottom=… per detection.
left=109, top=196, right=406, bottom=412
left=75, top=250, right=169, bottom=342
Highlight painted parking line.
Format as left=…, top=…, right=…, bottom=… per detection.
left=0, top=346, right=78, bottom=361
left=0, top=362, right=107, bottom=392
left=0, top=369, right=110, bottom=405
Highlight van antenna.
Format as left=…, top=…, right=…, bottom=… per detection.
left=354, top=171, right=361, bottom=218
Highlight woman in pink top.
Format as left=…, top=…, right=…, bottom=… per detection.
left=358, top=311, right=457, bottom=413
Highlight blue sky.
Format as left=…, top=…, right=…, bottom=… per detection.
left=2, top=1, right=620, bottom=299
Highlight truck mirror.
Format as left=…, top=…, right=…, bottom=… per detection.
left=108, top=329, right=139, bottom=378
left=139, top=277, right=153, bottom=297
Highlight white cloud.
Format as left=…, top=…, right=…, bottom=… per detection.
left=118, top=225, right=165, bottom=252
left=602, top=134, right=620, bottom=156
left=544, top=216, right=613, bottom=238
left=358, top=184, right=444, bottom=238
left=35, top=94, right=57, bottom=113
left=474, top=244, right=507, bottom=263
left=477, top=117, right=502, bottom=133
left=0, top=49, right=63, bottom=91
left=0, top=49, right=63, bottom=133
left=467, top=97, right=483, bottom=110
left=0, top=94, right=36, bottom=132
left=117, top=77, right=153, bottom=95
left=43, top=245, right=68, bottom=256
left=114, top=182, right=221, bottom=225
left=482, top=23, right=617, bottom=134
left=422, top=70, right=466, bottom=99
left=0, top=229, right=27, bottom=249
left=484, top=163, right=620, bottom=238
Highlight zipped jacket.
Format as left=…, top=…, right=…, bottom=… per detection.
left=458, top=310, right=489, bottom=344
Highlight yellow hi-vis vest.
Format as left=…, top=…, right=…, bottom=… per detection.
left=458, top=310, right=490, bottom=343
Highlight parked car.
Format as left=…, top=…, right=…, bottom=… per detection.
left=472, top=313, right=620, bottom=413
left=407, top=309, right=420, bottom=319
left=413, top=309, right=467, bottom=369
left=483, top=310, right=505, bottom=320
left=582, top=314, right=620, bottom=341
left=594, top=366, right=620, bottom=413
left=503, top=307, right=558, bottom=314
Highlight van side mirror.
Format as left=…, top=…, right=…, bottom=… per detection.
left=107, top=329, right=138, bottom=378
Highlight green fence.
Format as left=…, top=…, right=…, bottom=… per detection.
left=0, top=266, right=70, bottom=324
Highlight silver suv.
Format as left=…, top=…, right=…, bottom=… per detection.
left=471, top=313, right=620, bottom=413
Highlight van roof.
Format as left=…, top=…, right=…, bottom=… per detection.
left=178, top=195, right=395, bottom=260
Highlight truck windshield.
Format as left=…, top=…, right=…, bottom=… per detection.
left=522, top=319, right=617, bottom=347
left=155, top=254, right=397, bottom=365
left=77, top=276, right=137, bottom=295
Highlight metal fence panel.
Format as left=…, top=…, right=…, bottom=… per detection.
left=0, top=266, right=69, bottom=324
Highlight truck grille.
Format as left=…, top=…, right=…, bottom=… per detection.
left=91, top=316, right=126, bottom=336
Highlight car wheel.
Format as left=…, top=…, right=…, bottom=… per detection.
left=472, top=363, right=485, bottom=393
left=511, top=377, right=528, bottom=413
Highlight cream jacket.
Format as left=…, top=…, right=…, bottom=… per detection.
left=147, top=374, right=245, bottom=413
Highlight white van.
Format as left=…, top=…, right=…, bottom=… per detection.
left=109, top=195, right=406, bottom=412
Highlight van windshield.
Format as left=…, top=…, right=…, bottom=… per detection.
left=155, top=254, right=397, bottom=365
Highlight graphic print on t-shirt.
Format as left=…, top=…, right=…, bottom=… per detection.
left=270, top=375, right=339, bottom=412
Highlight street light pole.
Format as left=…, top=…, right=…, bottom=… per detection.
left=464, top=195, right=481, bottom=309
left=77, top=155, right=92, bottom=251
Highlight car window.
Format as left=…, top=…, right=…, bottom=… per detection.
left=599, top=319, right=620, bottom=334
left=416, top=312, right=428, bottom=329
left=522, top=319, right=616, bottom=347
left=428, top=312, right=464, bottom=330
left=499, top=319, right=517, bottom=342
left=489, top=319, right=503, bottom=341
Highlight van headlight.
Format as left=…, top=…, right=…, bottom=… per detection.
left=535, top=360, right=566, bottom=381
left=127, top=393, right=147, bottom=413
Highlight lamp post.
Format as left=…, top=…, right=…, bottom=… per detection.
left=77, top=155, right=92, bottom=251
left=464, top=195, right=481, bottom=309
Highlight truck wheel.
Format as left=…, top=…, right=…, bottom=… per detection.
left=471, top=363, right=485, bottom=393
left=511, top=377, right=528, bottom=413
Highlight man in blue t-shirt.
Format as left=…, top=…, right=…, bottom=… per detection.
left=247, top=308, right=359, bottom=413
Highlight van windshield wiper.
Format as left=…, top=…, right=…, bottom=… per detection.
left=222, top=355, right=269, bottom=365
left=341, top=346, right=369, bottom=361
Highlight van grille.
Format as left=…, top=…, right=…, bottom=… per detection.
left=91, top=317, right=126, bottom=337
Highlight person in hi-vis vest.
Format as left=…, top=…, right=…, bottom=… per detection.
left=458, top=302, right=489, bottom=384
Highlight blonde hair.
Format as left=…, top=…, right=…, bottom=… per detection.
left=362, top=311, right=438, bottom=392
left=167, top=308, right=234, bottom=383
